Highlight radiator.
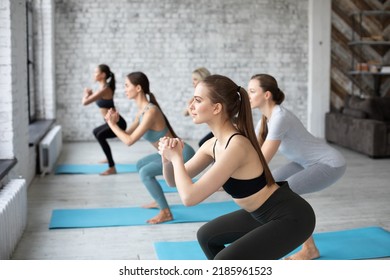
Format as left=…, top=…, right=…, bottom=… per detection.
left=39, top=125, right=63, bottom=175
left=0, top=179, right=27, bottom=259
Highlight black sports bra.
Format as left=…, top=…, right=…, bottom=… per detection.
left=213, top=133, right=267, bottom=199
left=96, top=99, right=114, bottom=109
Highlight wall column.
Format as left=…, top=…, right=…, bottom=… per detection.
left=308, top=0, right=331, bottom=138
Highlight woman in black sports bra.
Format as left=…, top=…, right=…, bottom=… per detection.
left=159, top=74, right=315, bottom=260
left=82, top=64, right=127, bottom=175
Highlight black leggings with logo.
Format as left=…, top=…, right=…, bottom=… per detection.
left=197, top=182, right=316, bottom=260
left=93, top=115, right=126, bottom=167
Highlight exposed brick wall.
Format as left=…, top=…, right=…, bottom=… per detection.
left=52, top=0, right=309, bottom=141
left=0, top=0, right=30, bottom=179
left=0, top=0, right=13, bottom=158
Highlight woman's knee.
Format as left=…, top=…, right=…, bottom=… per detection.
left=92, top=127, right=100, bottom=138
left=213, top=249, right=232, bottom=260
left=196, top=223, right=211, bottom=244
left=136, top=160, right=143, bottom=172
left=137, top=167, right=150, bottom=180
left=93, top=128, right=107, bottom=141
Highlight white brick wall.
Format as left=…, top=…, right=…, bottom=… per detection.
left=0, top=0, right=30, bottom=180
left=0, top=0, right=13, bottom=159
left=51, top=0, right=308, bottom=141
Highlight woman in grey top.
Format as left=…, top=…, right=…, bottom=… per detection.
left=248, top=74, right=346, bottom=260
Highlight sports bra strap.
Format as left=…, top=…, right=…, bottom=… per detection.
left=213, top=132, right=241, bottom=161
left=225, top=132, right=241, bottom=148
left=140, top=102, right=153, bottom=117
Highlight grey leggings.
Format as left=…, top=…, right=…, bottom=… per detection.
left=136, top=143, right=195, bottom=210
left=272, top=162, right=346, bottom=195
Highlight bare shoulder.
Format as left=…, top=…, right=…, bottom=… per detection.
left=99, top=86, right=113, bottom=98
left=142, top=104, right=160, bottom=118
left=141, top=104, right=167, bottom=129
left=228, top=134, right=253, bottom=150
left=225, top=134, right=258, bottom=161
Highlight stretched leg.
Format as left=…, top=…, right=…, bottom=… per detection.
left=136, top=153, right=172, bottom=224
left=93, top=116, right=126, bottom=175
left=197, top=187, right=315, bottom=260
left=275, top=163, right=346, bottom=260
left=272, top=161, right=304, bottom=182
left=276, top=163, right=346, bottom=195
left=197, top=210, right=261, bottom=259
left=137, top=144, right=195, bottom=211
left=93, top=123, right=116, bottom=175
left=284, top=235, right=319, bottom=260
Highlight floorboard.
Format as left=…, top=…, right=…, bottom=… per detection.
left=11, top=140, right=390, bottom=260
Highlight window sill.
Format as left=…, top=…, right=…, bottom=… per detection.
left=29, top=119, right=55, bottom=147
left=0, top=158, right=17, bottom=181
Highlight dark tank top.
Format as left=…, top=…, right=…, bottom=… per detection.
left=213, top=133, right=267, bottom=199
left=96, top=99, right=114, bottom=109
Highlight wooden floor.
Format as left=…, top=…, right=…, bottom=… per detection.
left=11, top=139, right=390, bottom=260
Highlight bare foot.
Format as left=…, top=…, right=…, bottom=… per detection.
left=100, top=166, right=117, bottom=176
left=147, top=209, right=173, bottom=224
left=99, top=159, right=108, bottom=164
left=284, top=247, right=320, bottom=260
left=142, top=201, right=158, bottom=209
left=284, top=236, right=320, bottom=260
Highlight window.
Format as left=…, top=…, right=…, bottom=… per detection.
left=26, top=0, right=36, bottom=122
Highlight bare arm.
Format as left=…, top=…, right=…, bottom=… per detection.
left=160, top=138, right=214, bottom=187
left=125, top=116, right=140, bottom=135
left=162, top=160, right=175, bottom=186
left=82, top=87, right=110, bottom=106
left=261, top=139, right=281, bottom=163
left=160, top=136, right=249, bottom=206
left=105, top=107, right=156, bottom=146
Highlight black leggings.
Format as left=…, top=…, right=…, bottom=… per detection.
left=197, top=182, right=316, bottom=260
left=93, top=115, right=126, bottom=167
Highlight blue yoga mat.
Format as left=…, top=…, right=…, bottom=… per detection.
left=49, top=200, right=239, bottom=229
left=154, top=226, right=390, bottom=260
left=155, top=241, right=206, bottom=260
left=53, top=167, right=186, bottom=193
left=54, top=164, right=137, bottom=174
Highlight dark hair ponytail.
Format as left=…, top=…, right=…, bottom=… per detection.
left=98, top=64, right=116, bottom=92
left=250, top=74, right=285, bottom=146
left=127, top=72, right=179, bottom=138
left=203, top=75, right=275, bottom=187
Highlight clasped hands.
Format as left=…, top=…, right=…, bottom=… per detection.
left=158, top=136, right=184, bottom=163
left=104, top=108, right=119, bottom=124
left=83, top=88, right=92, bottom=97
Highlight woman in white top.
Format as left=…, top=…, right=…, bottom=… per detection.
left=248, top=74, right=346, bottom=260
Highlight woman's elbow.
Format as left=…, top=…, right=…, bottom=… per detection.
left=124, top=138, right=135, bottom=146
left=82, top=99, right=92, bottom=106
left=181, top=195, right=197, bottom=207
left=125, top=140, right=132, bottom=146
